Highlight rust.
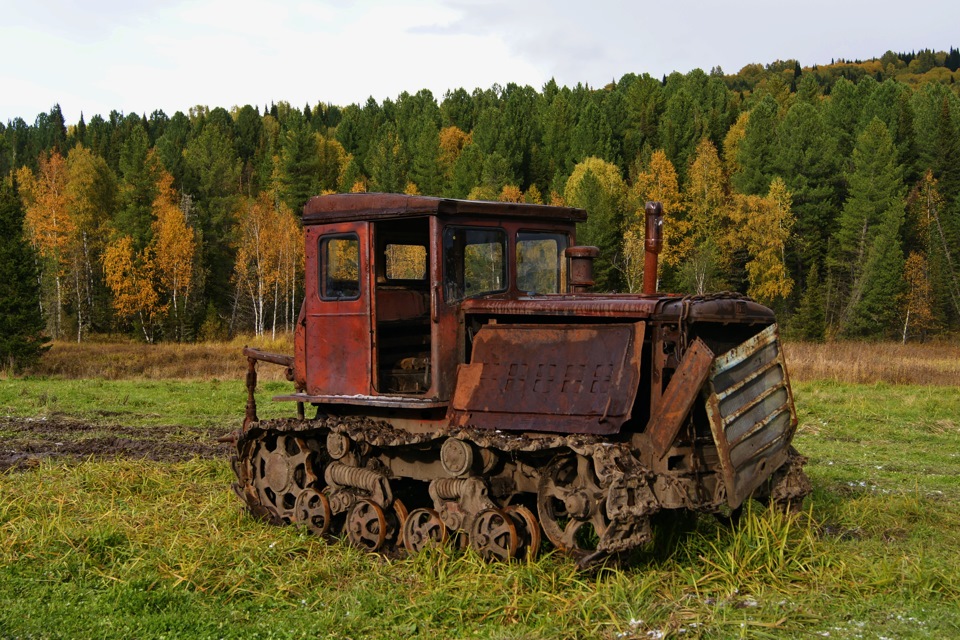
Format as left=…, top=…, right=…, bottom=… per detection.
left=227, top=193, right=810, bottom=566
left=643, top=201, right=663, bottom=295
left=565, top=245, right=600, bottom=293
left=647, top=337, right=715, bottom=457
left=448, top=323, right=644, bottom=435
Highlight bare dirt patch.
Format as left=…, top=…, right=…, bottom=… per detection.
left=0, top=414, right=231, bottom=472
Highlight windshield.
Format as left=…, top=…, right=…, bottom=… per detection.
left=517, top=231, right=568, bottom=294
left=443, top=226, right=507, bottom=301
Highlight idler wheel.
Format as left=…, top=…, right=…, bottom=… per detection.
left=347, top=499, right=388, bottom=552
left=295, top=488, right=333, bottom=537
left=469, top=508, right=518, bottom=562
left=402, top=508, right=448, bottom=553
left=537, top=455, right=609, bottom=557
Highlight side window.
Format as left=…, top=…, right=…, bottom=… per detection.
left=443, top=227, right=507, bottom=301
left=320, top=234, right=360, bottom=300
left=384, top=244, right=427, bottom=280
left=517, top=232, right=568, bottom=294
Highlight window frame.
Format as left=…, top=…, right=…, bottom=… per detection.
left=442, top=225, right=508, bottom=302
left=515, top=230, right=569, bottom=295
left=319, top=232, right=361, bottom=301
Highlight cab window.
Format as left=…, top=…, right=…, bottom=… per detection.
left=320, top=234, right=360, bottom=300
left=517, top=232, right=568, bottom=294
left=443, top=227, right=507, bottom=301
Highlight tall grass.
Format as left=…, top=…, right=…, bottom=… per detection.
left=784, top=340, right=960, bottom=386
left=23, top=335, right=295, bottom=381
left=16, top=337, right=960, bottom=386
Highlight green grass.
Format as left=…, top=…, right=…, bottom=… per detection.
left=1, top=379, right=959, bottom=638
left=0, top=378, right=293, bottom=430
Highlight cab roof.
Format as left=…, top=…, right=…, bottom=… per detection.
left=302, top=192, right=588, bottom=225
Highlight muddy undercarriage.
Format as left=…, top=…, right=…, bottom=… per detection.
left=230, top=412, right=810, bottom=565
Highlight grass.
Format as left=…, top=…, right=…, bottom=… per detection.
left=784, top=340, right=960, bottom=386
left=1, top=340, right=959, bottom=637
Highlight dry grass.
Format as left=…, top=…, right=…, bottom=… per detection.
left=26, top=335, right=295, bottom=382
left=784, top=339, right=960, bottom=386
left=17, top=335, right=960, bottom=387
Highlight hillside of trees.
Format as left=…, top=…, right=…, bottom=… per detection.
left=2, top=48, right=960, bottom=349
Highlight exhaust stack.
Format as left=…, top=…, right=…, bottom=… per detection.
left=643, top=201, right=663, bottom=295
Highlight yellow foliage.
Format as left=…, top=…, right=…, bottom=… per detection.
left=564, top=157, right=627, bottom=206
left=731, top=178, right=795, bottom=303
left=350, top=179, right=367, bottom=193
left=524, top=184, right=543, bottom=205
left=233, top=193, right=304, bottom=335
left=17, top=152, right=76, bottom=273
left=722, top=111, right=750, bottom=177
left=439, top=126, right=471, bottom=176
left=619, top=224, right=646, bottom=293
left=901, top=251, right=936, bottom=340
left=150, top=170, right=196, bottom=325
left=467, top=186, right=497, bottom=201
left=633, top=150, right=685, bottom=267
left=103, top=236, right=165, bottom=341
left=498, top=185, right=523, bottom=203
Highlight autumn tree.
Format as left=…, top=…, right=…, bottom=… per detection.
left=679, top=138, right=731, bottom=293
left=66, top=145, right=117, bottom=337
left=900, top=252, right=935, bottom=342
left=731, top=178, right=795, bottom=305
left=150, top=171, right=197, bottom=340
left=906, top=171, right=960, bottom=329
left=16, top=151, right=75, bottom=339
left=623, top=150, right=683, bottom=290
left=103, top=236, right=164, bottom=343
left=233, top=193, right=303, bottom=337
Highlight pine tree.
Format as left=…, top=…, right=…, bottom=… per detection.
left=791, top=263, right=826, bottom=341
left=829, top=118, right=905, bottom=336
left=564, top=157, right=628, bottom=291
left=0, top=179, right=49, bottom=371
left=732, top=95, right=779, bottom=195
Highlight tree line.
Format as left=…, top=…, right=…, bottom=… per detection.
left=2, top=49, right=960, bottom=367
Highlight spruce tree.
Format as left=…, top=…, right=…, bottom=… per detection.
left=829, top=118, right=905, bottom=336
left=0, top=179, right=49, bottom=371
left=791, top=264, right=826, bottom=341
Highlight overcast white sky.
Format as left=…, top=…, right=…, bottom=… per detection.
left=2, top=0, right=959, bottom=124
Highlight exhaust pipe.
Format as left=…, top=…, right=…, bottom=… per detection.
left=643, top=201, right=663, bottom=295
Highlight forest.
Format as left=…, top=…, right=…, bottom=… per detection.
left=2, top=47, right=960, bottom=356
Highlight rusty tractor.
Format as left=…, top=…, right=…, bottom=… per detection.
left=227, top=193, right=810, bottom=565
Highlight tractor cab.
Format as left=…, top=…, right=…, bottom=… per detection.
left=289, top=193, right=584, bottom=407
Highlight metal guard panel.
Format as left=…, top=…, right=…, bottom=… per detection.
left=448, top=323, right=644, bottom=435
left=703, top=324, right=797, bottom=509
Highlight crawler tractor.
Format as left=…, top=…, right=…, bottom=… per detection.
left=229, top=193, right=810, bottom=564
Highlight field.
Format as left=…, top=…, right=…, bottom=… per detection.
left=1, top=340, right=959, bottom=638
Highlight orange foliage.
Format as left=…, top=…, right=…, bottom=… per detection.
left=498, top=185, right=523, bottom=203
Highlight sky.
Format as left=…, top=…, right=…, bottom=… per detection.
left=2, top=0, right=959, bottom=125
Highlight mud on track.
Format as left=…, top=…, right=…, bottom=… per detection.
left=0, top=414, right=231, bottom=472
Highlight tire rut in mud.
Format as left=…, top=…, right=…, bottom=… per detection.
left=0, top=414, right=231, bottom=472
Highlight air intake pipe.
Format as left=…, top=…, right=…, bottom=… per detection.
left=643, top=201, right=663, bottom=295
left=565, top=245, right=600, bottom=293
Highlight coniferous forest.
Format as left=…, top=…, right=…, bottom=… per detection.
left=3, top=48, right=960, bottom=359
